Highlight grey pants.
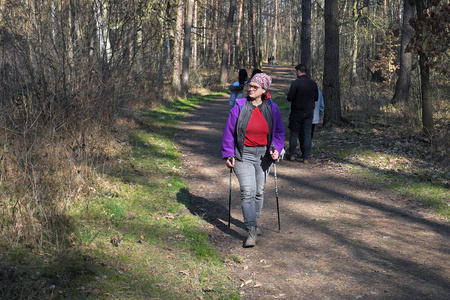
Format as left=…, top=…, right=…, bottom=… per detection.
left=234, top=146, right=272, bottom=229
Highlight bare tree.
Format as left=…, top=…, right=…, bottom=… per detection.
left=249, top=0, right=258, bottom=68
left=172, top=0, right=185, bottom=92
left=391, top=0, right=415, bottom=104
left=414, top=0, right=433, bottom=135
left=235, top=0, right=244, bottom=68
left=323, top=0, right=341, bottom=124
left=272, top=0, right=279, bottom=61
left=301, top=0, right=312, bottom=72
left=182, top=0, right=195, bottom=94
left=192, top=0, right=198, bottom=67
left=350, top=0, right=360, bottom=87
left=220, top=0, right=237, bottom=84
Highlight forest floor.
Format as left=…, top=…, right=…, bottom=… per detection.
left=176, top=64, right=450, bottom=299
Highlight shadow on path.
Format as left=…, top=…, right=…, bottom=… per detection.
left=175, top=64, right=450, bottom=300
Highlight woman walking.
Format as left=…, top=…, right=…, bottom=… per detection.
left=222, top=73, right=285, bottom=247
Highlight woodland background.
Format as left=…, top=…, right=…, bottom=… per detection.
left=0, top=0, right=449, bottom=277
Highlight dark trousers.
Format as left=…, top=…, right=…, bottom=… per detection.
left=288, top=111, right=313, bottom=160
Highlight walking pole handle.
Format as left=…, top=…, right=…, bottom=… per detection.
left=271, top=144, right=276, bottom=163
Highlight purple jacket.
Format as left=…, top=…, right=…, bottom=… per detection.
left=222, top=97, right=285, bottom=160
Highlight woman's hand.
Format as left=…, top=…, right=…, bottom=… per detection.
left=270, top=149, right=279, bottom=160
left=226, top=157, right=235, bottom=168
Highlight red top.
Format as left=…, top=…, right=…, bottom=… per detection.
left=244, top=108, right=269, bottom=147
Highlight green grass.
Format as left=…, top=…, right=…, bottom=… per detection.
left=2, top=89, right=447, bottom=298
left=273, top=89, right=449, bottom=219
left=0, top=92, right=238, bottom=299
left=323, top=143, right=450, bottom=218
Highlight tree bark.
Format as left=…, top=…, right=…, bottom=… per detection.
left=272, top=0, right=278, bottom=61
left=256, top=0, right=263, bottom=68
left=192, top=0, right=198, bottom=68
left=323, top=0, right=341, bottom=124
left=209, top=0, right=219, bottom=65
left=350, top=0, right=359, bottom=87
left=415, top=0, right=434, bottom=135
left=182, top=0, right=195, bottom=95
left=419, top=52, right=433, bottom=135
left=172, top=0, right=185, bottom=92
left=288, top=0, right=294, bottom=65
left=301, top=0, right=312, bottom=72
left=220, top=0, right=236, bottom=84
left=311, top=0, right=320, bottom=79
left=235, top=0, right=244, bottom=69
left=249, top=0, right=258, bottom=68
left=164, top=2, right=172, bottom=71
left=391, top=0, right=415, bottom=104
left=94, top=0, right=107, bottom=70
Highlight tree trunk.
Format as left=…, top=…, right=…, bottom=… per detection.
left=69, top=0, right=76, bottom=61
left=192, top=0, right=198, bottom=68
left=391, top=0, right=415, bottom=104
left=172, top=0, right=184, bottom=92
left=272, top=0, right=278, bottom=61
left=323, top=0, right=341, bottom=124
left=350, top=0, right=359, bottom=87
left=311, top=1, right=320, bottom=79
left=249, top=0, right=257, bottom=68
left=220, top=0, right=236, bottom=84
left=164, top=2, right=172, bottom=71
left=235, top=0, right=244, bottom=68
left=256, top=0, right=263, bottom=68
left=210, top=0, right=219, bottom=65
left=94, top=0, right=107, bottom=69
left=182, top=0, right=195, bottom=95
left=301, top=0, right=312, bottom=72
left=415, top=0, right=434, bottom=135
left=203, top=3, right=207, bottom=57
left=289, top=0, right=294, bottom=65
left=419, top=53, right=434, bottom=135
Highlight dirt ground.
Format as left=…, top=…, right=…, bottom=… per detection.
left=176, top=64, right=450, bottom=300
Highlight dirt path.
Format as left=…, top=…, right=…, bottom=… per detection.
left=176, top=64, right=450, bottom=300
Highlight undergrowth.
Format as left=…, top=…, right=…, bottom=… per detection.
left=272, top=90, right=449, bottom=220
left=0, top=92, right=239, bottom=299
left=1, top=81, right=447, bottom=299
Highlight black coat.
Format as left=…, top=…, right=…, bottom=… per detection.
left=286, top=75, right=318, bottom=113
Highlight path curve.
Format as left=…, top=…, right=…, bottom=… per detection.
left=176, top=64, right=450, bottom=300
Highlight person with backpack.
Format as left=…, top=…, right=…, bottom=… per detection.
left=228, top=69, right=248, bottom=111
left=222, top=73, right=285, bottom=247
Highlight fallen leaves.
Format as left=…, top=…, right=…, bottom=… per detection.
left=163, top=212, right=175, bottom=219
left=240, top=279, right=253, bottom=287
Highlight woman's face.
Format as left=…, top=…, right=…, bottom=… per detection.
left=248, top=82, right=265, bottom=99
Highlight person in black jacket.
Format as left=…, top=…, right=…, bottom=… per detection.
left=286, top=64, right=318, bottom=163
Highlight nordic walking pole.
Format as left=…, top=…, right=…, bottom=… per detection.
left=227, top=157, right=233, bottom=228
left=272, top=145, right=281, bottom=233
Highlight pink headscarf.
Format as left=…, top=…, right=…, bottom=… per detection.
left=250, top=73, right=272, bottom=90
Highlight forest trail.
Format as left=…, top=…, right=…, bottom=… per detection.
left=176, top=64, right=450, bottom=300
